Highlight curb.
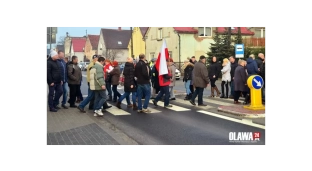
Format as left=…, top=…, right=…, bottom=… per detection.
left=217, top=106, right=265, bottom=119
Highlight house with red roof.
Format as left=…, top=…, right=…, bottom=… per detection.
left=127, top=27, right=148, bottom=58
left=64, top=34, right=87, bottom=62
left=97, top=27, right=131, bottom=62
left=84, top=35, right=100, bottom=60
left=144, top=27, right=256, bottom=68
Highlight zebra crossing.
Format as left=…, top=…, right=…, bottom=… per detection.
left=104, top=96, right=244, bottom=116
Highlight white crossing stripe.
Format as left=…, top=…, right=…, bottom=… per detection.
left=105, top=102, right=131, bottom=115
left=173, top=98, right=214, bottom=109
left=149, top=100, right=190, bottom=111
left=120, top=100, right=161, bottom=113
left=197, top=110, right=265, bottom=129
left=202, top=98, right=233, bottom=106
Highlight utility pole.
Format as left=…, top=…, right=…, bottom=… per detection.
left=228, top=27, right=231, bottom=48
left=130, top=27, right=134, bottom=59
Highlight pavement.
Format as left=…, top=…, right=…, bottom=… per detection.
left=47, top=71, right=265, bottom=145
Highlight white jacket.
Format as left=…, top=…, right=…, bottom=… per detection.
left=221, top=62, right=231, bottom=82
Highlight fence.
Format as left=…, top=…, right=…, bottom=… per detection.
left=242, top=37, right=265, bottom=47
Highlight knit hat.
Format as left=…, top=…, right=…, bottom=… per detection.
left=50, top=50, right=57, bottom=57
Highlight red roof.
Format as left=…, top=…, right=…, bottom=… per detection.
left=88, top=35, right=100, bottom=50
left=173, top=27, right=198, bottom=34
left=72, top=38, right=86, bottom=52
left=215, top=27, right=254, bottom=35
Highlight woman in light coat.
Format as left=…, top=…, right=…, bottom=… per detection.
left=220, top=58, right=231, bottom=98
left=168, top=58, right=176, bottom=100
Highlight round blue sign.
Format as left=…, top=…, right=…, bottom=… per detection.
left=251, top=75, right=264, bottom=89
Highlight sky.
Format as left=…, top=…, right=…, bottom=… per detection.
left=47, top=27, right=130, bottom=49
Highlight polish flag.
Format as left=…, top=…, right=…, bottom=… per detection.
left=155, top=39, right=169, bottom=75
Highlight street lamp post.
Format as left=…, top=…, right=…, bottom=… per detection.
left=130, top=27, right=134, bottom=59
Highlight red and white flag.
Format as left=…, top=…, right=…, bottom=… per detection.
left=155, top=39, right=169, bottom=75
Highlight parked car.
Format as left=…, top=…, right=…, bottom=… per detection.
left=82, top=62, right=90, bottom=71
left=175, top=69, right=181, bottom=80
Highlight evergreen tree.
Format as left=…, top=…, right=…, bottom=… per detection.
left=207, top=31, right=222, bottom=64
left=234, top=27, right=243, bottom=44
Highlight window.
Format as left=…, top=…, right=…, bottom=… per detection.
left=118, top=41, right=122, bottom=45
left=150, top=52, right=155, bottom=59
left=100, top=43, right=102, bottom=50
left=168, top=51, right=172, bottom=58
left=157, top=28, right=163, bottom=40
left=255, top=29, right=265, bottom=38
left=198, top=27, right=212, bottom=37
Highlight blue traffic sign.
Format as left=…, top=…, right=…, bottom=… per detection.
left=235, top=44, right=244, bottom=58
left=251, top=75, right=264, bottom=89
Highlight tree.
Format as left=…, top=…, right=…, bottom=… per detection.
left=102, top=49, right=124, bottom=61
left=57, top=36, right=65, bottom=45
left=207, top=31, right=224, bottom=64
left=234, top=27, right=243, bottom=44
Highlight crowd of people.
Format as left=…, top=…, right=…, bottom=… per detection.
left=47, top=50, right=265, bottom=116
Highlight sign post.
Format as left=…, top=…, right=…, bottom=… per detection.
left=244, top=75, right=265, bottom=110
left=235, top=44, right=244, bottom=58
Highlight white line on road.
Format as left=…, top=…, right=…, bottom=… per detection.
left=105, top=102, right=131, bottom=115
left=197, top=110, right=265, bottom=129
left=120, top=100, right=161, bottom=113
left=173, top=98, right=214, bottom=109
left=149, top=100, right=190, bottom=111
left=202, top=98, right=233, bottom=106
left=82, top=75, right=87, bottom=77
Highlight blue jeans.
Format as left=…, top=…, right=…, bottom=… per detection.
left=230, top=81, right=235, bottom=96
left=191, top=87, right=204, bottom=105
left=185, top=80, right=191, bottom=95
left=105, top=81, right=112, bottom=97
left=79, top=83, right=95, bottom=109
left=48, top=83, right=63, bottom=109
left=155, top=86, right=170, bottom=106
left=119, top=92, right=137, bottom=105
left=137, top=84, right=151, bottom=110
left=94, top=90, right=107, bottom=110
left=61, top=82, right=68, bottom=105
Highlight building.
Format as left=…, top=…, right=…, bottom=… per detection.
left=97, top=27, right=131, bottom=62
left=128, top=27, right=148, bottom=58
left=84, top=35, right=100, bottom=60
left=64, top=34, right=87, bottom=62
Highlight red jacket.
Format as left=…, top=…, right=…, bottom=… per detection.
left=103, top=64, right=112, bottom=79
left=159, top=68, right=172, bottom=87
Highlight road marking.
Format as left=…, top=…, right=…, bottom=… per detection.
left=149, top=100, right=190, bottom=111
left=197, top=110, right=265, bottom=129
left=120, top=101, right=161, bottom=113
left=173, top=98, right=214, bottom=109
left=202, top=98, right=233, bottom=106
left=82, top=75, right=87, bottom=77
left=105, top=102, right=131, bottom=115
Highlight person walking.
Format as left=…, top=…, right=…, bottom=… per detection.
left=220, top=58, right=231, bottom=98
left=229, top=56, right=238, bottom=99
left=134, top=54, right=152, bottom=113
left=110, top=61, right=121, bottom=102
left=56, top=50, right=68, bottom=109
left=104, top=59, right=113, bottom=101
left=152, top=58, right=173, bottom=108
left=89, top=57, right=106, bottom=116
left=189, top=56, right=210, bottom=106
left=47, top=50, right=63, bottom=112
left=182, top=60, right=194, bottom=100
left=233, top=59, right=248, bottom=104
left=208, top=56, right=221, bottom=97
left=168, top=58, right=176, bottom=100
left=116, top=57, right=138, bottom=110
left=67, top=56, right=82, bottom=108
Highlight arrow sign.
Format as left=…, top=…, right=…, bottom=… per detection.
left=253, top=78, right=262, bottom=87
left=251, top=75, right=264, bottom=89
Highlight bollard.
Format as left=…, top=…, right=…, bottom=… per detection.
left=244, top=75, right=265, bottom=110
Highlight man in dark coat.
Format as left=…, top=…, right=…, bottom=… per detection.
left=208, top=56, right=221, bottom=97
left=56, top=50, right=68, bottom=109
left=189, top=56, right=210, bottom=106
left=47, top=50, right=63, bottom=112
left=116, top=57, right=138, bottom=110
left=67, top=56, right=82, bottom=108
left=189, top=56, right=197, bottom=94
left=258, top=53, right=265, bottom=103
left=233, top=59, right=248, bottom=104
left=229, top=56, right=238, bottom=99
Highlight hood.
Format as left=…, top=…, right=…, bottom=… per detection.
left=247, top=58, right=254, bottom=64
left=125, top=62, right=134, bottom=67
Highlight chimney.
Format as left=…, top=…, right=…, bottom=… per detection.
left=118, top=27, right=121, bottom=31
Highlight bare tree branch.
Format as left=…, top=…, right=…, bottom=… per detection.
left=102, top=49, right=124, bottom=61
left=57, top=36, right=66, bottom=45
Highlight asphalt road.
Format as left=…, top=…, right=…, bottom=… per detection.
left=78, top=71, right=265, bottom=145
